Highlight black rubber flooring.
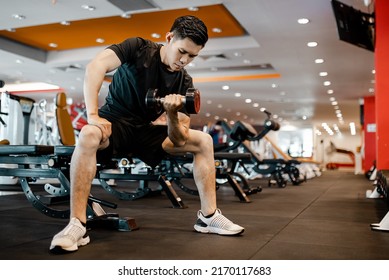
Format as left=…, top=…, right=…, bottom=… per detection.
left=0, top=170, right=389, bottom=260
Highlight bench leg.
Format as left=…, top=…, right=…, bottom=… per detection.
left=158, top=175, right=187, bottom=209
left=371, top=211, right=389, bottom=232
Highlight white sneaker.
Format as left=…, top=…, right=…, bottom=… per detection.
left=194, top=209, right=244, bottom=235
left=50, top=217, right=90, bottom=253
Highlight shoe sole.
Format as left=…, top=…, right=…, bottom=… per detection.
left=194, top=225, right=244, bottom=236
left=49, top=236, right=90, bottom=254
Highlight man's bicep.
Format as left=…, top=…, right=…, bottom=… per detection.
left=93, top=49, right=122, bottom=73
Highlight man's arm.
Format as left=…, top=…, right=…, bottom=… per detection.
left=83, top=48, right=122, bottom=141
left=163, top=94, right=190, bottom=147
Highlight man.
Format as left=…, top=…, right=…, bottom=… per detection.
left=50, top=15, right=244, bottom=254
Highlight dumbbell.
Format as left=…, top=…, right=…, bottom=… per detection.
left=145, top=88, right=201, bottom=114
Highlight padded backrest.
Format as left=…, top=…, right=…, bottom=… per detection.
left=55, top=92, right=76, bottom=146
left=230, top=121, right=257, bottom=141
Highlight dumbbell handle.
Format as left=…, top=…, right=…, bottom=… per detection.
left=146, top=88, right=200, bottom=114
left=158, top=96, right=187, bottom=105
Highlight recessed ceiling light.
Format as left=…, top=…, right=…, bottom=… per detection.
left=60, top=21, right=71, bottom=26
left=12, top=14, right=26, bottom=20
left=323, top=81, right=331, bottom=86
left=222, top=85, right=229, bottom=90
left=327, top=89, right=334, bottom=94
left=315, top=58, right=324, bottom=64
left=6, top=28, right=16, bottom=32
left=212, top=27, right=222, bottom=33
left=243, top=59, right=251, bottom=64
left=81, top=5, right=96, bottom=11
left=49, top=43, right=58, bottom=48
left=151, top=33, right=161, bottom=39
left=298, top=18, right=310, bottom=24
left=188, top=7, right=199, bottom=11
left=319, top=72, right=328, bottom=77
left=96, top=38, right=105, bottom=43
left=307, top=41, right=318, bottom=47
left=234, top=92, right=241, bottom=97
left=121, top=12, right=131, bottom=18
left=245, top=99, right=252, bottom=103
left=15, top=59, right=23, bottom=64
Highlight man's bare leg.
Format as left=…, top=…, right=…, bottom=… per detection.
left=70, top=125, right=107, bottom=223
left=163, top=129, right=217, bottom=215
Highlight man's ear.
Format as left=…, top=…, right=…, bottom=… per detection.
left=166, top=32, right=174, bottom=43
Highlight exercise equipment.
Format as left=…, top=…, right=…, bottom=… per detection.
left=216, top=111, right=305, bottom=188
left=145, top=88, right=200, bottom=114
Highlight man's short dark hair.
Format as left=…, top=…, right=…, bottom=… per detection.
left=170, top=15, right=208, bottom=47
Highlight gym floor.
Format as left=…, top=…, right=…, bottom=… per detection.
left=0, top=169, right=389, bottom=260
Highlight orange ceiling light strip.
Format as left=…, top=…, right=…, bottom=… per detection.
left=193, top=73, right=281, bottom=83
left=0, top=4, right=246, bottom=51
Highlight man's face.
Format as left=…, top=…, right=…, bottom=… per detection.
left=164, top=32, right=203, bottom=72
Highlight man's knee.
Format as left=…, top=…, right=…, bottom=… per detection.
left=197, top=131, right=213, bottom=150
left=78, top=125, right=104, bottom=148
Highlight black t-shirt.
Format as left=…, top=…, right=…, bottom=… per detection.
left=98, top=37, right=193, bottom=125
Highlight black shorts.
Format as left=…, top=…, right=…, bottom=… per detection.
left=97, top=120, right=168, bottom=168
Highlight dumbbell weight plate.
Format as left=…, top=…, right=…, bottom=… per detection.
left=145, top=89, right=163, bottom=114
left=185, top=88, right=201, bottom=114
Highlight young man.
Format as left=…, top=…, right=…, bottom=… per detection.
left=50, top=15, right=244, bottom=254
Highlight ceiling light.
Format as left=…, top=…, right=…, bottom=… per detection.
left=81, top=5, right=96, bottom=11
left=212, top=27, right=222, bottom=33
left=307, top=42, right=318, bottom=47
left=331, top=101, right=338, bottom=106
left=298, top=18, right=310, bottom=24
left=15, top=59, right=24, bottom=64
left=12, top=14, right=26, bottom=20
left=49, top=43, right=58, bottom=48
left=349, top=122, right=356, bottom=135
left=372, top=69, right=376, bottom=74
left=327, top=89, right=334, bottom=94
left=222, top=85, right=229, bottom=90
left=319, top=72, right=328, bottom=77
left=315, top=58, right=324, bottom=64
left=6, top=28, right=16, bottom=32
left=243, top=59, right=251, bottom=64
left=217, top=104, right=223, bottom=108
left=323, top=81, right=331, bottom=86
left=151, top=33, right=161, bottom=39
left=329, top=97, right=336, bottom=101
left=253, top=103, right=259, bottom=107
left=188, top=7, right=199, bottom=11
left=271, top=83, right=278, bottom=88
left=121, top=12, right=131, bottom=18
left=245, top=99, right=252, bottom=103
left=60, top=21, right=71, bottom=26
left=234, top=92, right=241, bottom=97
left=205, top=113, right=211, bottom=117
left=206, top=100, right=212, bottom=104
left=3, top=82, right=60, bottom=92
left=369, top=88, right=374, bottom=93
left=96, top=38, right=105, bottom=43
